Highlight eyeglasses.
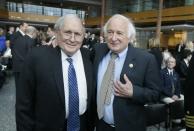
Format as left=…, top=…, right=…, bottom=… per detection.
left=63, top=31, right=83, bottom=41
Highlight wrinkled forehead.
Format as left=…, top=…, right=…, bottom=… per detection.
left=108, top=17, right=128, bottom=28
left=107, top=17, right=129, bottom=34
left=63, top=20, right=84, bottom=33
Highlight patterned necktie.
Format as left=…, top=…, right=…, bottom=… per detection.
left=97, top=53, right=117, bottom=119
left=66, top=58, right=80, bottom=131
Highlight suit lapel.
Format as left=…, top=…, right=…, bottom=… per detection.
left=52, top=47, right=65, bottom=108
left=120, top=45, right=136, bottom=82
left=94, top=44, right=109, bottom=77
left=80, top=48, right=93, bottom=108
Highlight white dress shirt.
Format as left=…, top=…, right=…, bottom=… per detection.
left=61, top=49, right=87, bottom=118
left=18, top=29, right=25, bottom=36
left=167, top=68, right=173, bottom=75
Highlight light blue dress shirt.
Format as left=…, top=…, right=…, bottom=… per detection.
left=97, top=47, right=128, bottom=125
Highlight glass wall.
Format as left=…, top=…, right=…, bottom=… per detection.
left=107, top=0, right=194, bottom=15
left=24, top=4, right=42, bottom=15
left=44, top=6, right=61, bottom=16
left=6, top=2, right=86, bottom=18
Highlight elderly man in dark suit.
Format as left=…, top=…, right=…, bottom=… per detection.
left=16, top=14, right=95, bottom=131
left=93, top=14, right=161, bottom=131
left=12, top=26, right=37, bottom=90
left=160, top=56, right=183, bottom=104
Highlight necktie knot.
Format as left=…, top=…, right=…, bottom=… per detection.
left=111, top=52, right=118, bottom=60
left=67, top=58, right=73, bottom=64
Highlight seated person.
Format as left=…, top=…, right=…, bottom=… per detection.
left=0, top=63, right=6, bottom=88
left=1, top=40, right=12, bottom=69
left=160, top=56, right=184, bottom=104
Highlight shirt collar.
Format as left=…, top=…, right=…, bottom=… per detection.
left=61, top=49, right=80, bottom=63
left=18, top=29, right=25, bottom=36
left=184, top=59, right=189, bottom=66
left=109, top=47, right=128, bottom=60
left=167, top=68, right=173, bottom=74
left=26, top=34, right=33, bottom=39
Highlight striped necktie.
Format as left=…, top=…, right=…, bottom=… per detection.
left=66, top=58, right=80, bottom=131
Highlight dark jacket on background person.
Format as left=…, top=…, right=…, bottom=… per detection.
left=149, top=47, right=162, bottom=69
left=160, top=68, right=181, bottom=98
left=185, top=53, right=194, bottom=131
left=12, top=35, right=36, bottom=73
left=10, top=31, right=24, bottom=49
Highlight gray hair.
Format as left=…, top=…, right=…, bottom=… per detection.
left=103, top=14, right=136, bottom=40
left=25, top=26, right=37, bottom=36
left=54, top=14, right=85, bottom=33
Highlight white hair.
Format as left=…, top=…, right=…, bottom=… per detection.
left=103, top=14, right=136, bottom=40
left=54, top=14, right=85, bottom=33
left=25, top=26, right=37, bottom=35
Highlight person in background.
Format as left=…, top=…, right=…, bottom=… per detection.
left=0, top=62, right=7, bottom=88
left=185, top=41, right=194, bottom=52
left=0, top=28, right=6, bottom=56
left=12, top=26, right=37, bottom=91
left=148, top=38, right=163, bottom=70
left=11, top=22, right=28, bottom=47
left=36, top=30, right=48, bottom=46
left=93, top=14, right=161, bottom=131
left=46, top=25, right=56, bottom=45
left=1, top=40, right=12, bottom=69
left=160, top=56, right=184, bottom=104
left=6, top=26, right=15, bottom=42
left=161, top=47, right=172, bottom=69
left=99, top=36, right=104, bottom=44
left=179, top=49, right=192, bottom=78
left=185, top=52, right=194, bottom=131
left=87, top=33, right=97, bottom=51
left=176, top=40, right=186, bottom=54
left=16, top=14, right=95, bottom=131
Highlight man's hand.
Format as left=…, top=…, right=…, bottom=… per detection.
left=114, top=74, right=133, bottom=98
left=1, top=65, right=7, bottom=71
left=172, top=95, right=179, bottom=100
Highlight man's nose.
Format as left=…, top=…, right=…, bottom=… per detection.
left=70, top=33, right=75, bottom=42
left=111, top=33, right=117, bottom=41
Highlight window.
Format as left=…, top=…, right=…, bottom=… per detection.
left=23, top=4, right=42, bottom=15
left=44, top=7, right=61, bottom=16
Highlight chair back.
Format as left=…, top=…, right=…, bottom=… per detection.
left=169, top=100, right=184, bottom=119
left=145, top=103, right=168, bottom=126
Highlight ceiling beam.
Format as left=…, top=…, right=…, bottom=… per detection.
left=62, top=0, right=101, bottom=5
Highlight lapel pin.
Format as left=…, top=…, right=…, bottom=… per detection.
left=129, top=63, right=133, bottom=68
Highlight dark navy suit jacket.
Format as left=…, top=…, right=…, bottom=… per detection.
left=160, top=67, right=181, bottom=97
left=94, top=43, right=161, bottom=131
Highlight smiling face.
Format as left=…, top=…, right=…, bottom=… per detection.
left=56, top=16, right=85, bottom=56
left=105, top=17, right=130, bottom=54
left=167, top=57, right=176, bottom=69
